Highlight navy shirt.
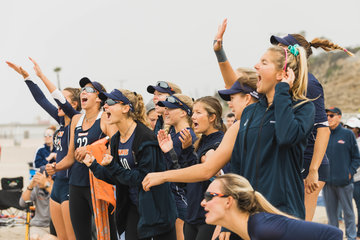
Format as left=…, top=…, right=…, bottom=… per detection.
left=231, top=83, right=314, bottom=219
left=53, top=125, right=72, bottom=178
left=303, top=73, right=329, bottom=164
left=117, top=131, right=138, bottom=206
left=186, top=131, right=229, bottom=225
left=166, top=127, right=197, bottom=210
left=326, top=124, right=360, bottom=186
left=247, top=212, right=342, bottom=240
left=71, top=112, right=105, bottom=187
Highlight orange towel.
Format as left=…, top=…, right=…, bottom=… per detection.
left=87, top=136, right=116, bottom=240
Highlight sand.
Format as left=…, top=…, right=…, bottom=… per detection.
left=0, top=138, right=351, bottom=239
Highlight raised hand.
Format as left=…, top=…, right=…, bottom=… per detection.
left=179, top=128, right=192, bottom=149
left=157, top=129, right=173, bottom=153
left=213, top=18, right=228, bottom=51
left=6, top=61, right=30, bottom=79
left=28, top=57, right=44, bottom=78
left=281, top=67, right=295, bottom=89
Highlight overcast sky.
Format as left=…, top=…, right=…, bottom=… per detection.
left=1, top=0, right=359, bottom=124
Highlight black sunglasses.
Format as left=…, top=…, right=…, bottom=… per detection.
left=105, top=99, right=122, bottom=106
left=81, top=86, right=97, bottom=93
left=204, top=192, right=229, bottom=202
left=327, top=114, right=336, bottom=118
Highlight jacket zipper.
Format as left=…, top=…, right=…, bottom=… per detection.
left=254, top=106, right=270, bottom=190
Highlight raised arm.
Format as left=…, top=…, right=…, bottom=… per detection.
left=29, top=57, right=56, bottom=93
left=142, top=121, right=240, bottom=191
left=6, top=61, right=60, bottom=123
left=213, top=18, right=238, bottom=89
left=29, top=57, right=79, bottom=118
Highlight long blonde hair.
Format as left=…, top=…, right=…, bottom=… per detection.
left=216, top=174, right=294, bottom=218
left=268, top=45, right=309, bottom=107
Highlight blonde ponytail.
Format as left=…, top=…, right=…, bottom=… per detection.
left=216, top=174, right=296, bottom=219
left=120, top=89, right=150, bottom=128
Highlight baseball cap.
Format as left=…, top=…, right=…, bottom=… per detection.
left=218, top=81, right=259, bottom=101
left=145, top=100, right=156, bottom=114
left=147, top=81, right=175, bottom=95
left=345, top=117, right=360, bottom=129
left=79, top=77, right=104, bottom=93
left=270, top=34, right=300, bottom=46
left=326, top=107, right=342, bottom=116
left=157, top=95, right=192, bottom=116
left=99, top=89, right=133, bottom=111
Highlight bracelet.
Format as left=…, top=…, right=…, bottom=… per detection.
left=213, top=40, right=228, bottom=62
left=27, top=186, right=33, bottom=191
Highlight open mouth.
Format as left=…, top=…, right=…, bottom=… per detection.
left=81, top=97, right=88, bottom=104
left=193, top=122, right=199, bottom=128
left=106, top=111, right=111, bottom=120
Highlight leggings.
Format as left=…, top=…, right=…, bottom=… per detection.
left=184, top=222, right=216, bottom=240
left=125, top=203, right=176, bottom=240
left=69, top=184, right=117, bottom=240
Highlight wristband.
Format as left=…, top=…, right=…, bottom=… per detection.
left=27, top=186, right=33, bottom=191
left=213, top=40, right=228, bottom=62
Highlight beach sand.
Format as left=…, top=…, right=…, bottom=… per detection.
left=0, top=139, right=352, bottom=239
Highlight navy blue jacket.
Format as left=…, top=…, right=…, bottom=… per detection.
left=326, top=124, right=360, bottom=186
left=90, top=122, right=176, bottom=239
left=231, top=82, right=315, bottom=219
left=34, top=144, right=56, bottom=168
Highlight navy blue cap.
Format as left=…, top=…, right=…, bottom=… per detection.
left=270, top=34, right=299, bottom=46
left=147, top=81, right=175, bottom=95
left=157, top=96, right=192, bottom=116
left=79, top=77, right=103, bottom=93
left=326, top=107, right=342, bottom=116
left=99, top=89, right=134, bottom=111
left=218, top=81, right=259, bottom=101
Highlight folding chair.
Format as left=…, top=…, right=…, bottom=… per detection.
left=0, top=177, right=24, bottom=216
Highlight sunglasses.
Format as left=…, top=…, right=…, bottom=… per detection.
left=105, top=99, right=122, bottom=106
left=156, top=81, right=173, bottom=90
left=81, top=86, right=97, bottom=93
left=44, top=134, right=53, bottom=137
left=327, top=114, right=337, bottom=118
left=204, top=192, right=229, bottom=202
left=166, top=96, right=192, bottom=116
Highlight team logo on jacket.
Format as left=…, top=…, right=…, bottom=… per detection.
left=338, top=140, right=345, bottom=144
left=118, top=149, right=129, bottom=156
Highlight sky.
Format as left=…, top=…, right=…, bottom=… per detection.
left=1, top=0, right=359, bottom=124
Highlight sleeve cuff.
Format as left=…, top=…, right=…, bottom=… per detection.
left=51, top=89, right=66, bottom=104
left=24, top=76, right=31, bottom=81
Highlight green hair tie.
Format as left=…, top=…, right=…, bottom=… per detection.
left=288, top=44, right=299, bottom=56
